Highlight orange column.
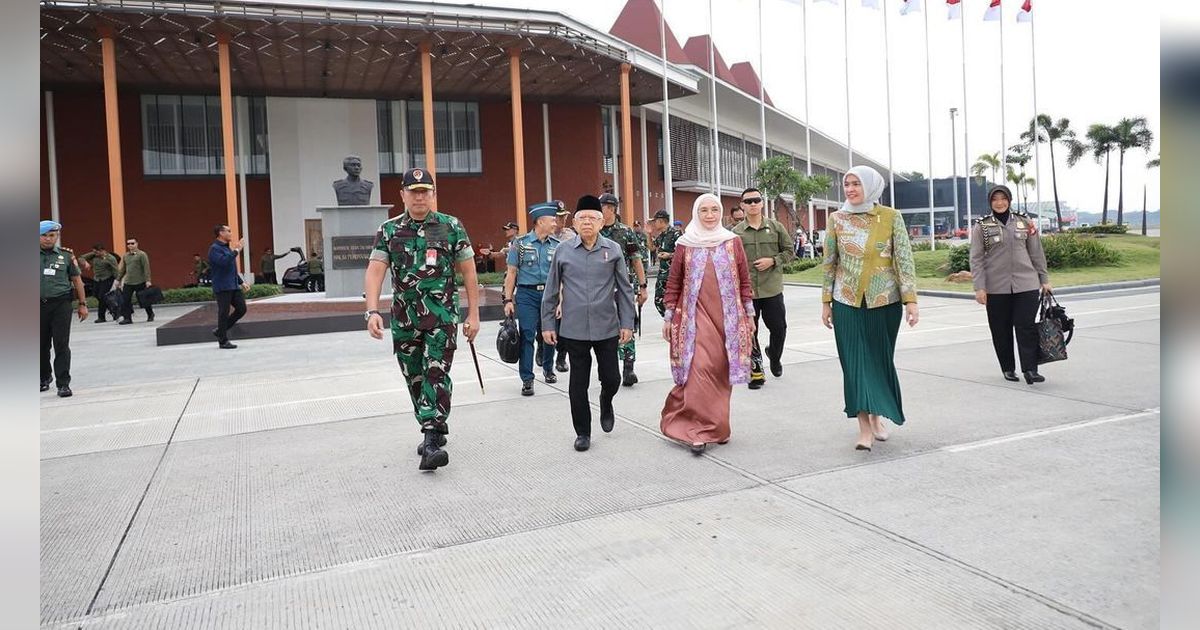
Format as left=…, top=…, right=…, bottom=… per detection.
left=99, top=27, right=126, bottom=256
left=619, top=63, right=635, bottom=226
left=510, top=48, right=527, bottom=233
left=419, top=42, right=437, bottom=183
left=217, top=33, right=241, bottom=270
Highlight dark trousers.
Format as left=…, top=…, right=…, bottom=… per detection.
left=262, top=272, right=278, bottom=285
left=750, top=293, right=788, bottom=372
left=40, top=296, right=72, bottom=386
left=121, top=282, right=153, bottom=320
left=516, top=287, right=553, bottom=381
left=559, top=336, right=620, bottom=437
left=986, top=290, right=1040, bottom=373
left=94, top=277, right=114, bottom=320
left=215, top=289, right=248, bottom=342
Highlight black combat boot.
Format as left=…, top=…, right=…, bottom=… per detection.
left=416, top=431, right=448, bottom=456
left=621, top=357, right=638, bottom=387
left=418, top=430, right=449, bottom=470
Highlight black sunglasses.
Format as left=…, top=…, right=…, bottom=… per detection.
left=742, top=197, right=763, bottom=204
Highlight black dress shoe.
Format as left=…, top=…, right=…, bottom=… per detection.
left=57, top=386, right=73, bottom=398
left=555, top=359, right=568, bottom=373
left=521, top=380, right=534, bottom=396
left=1002, top=371, right=1019, bottom=382
left=574, top=435, right=590, bottom=451
left=600, top=404, right=615, bottom=433
left=119, top=319, right=132, bottom=325
left=40, top=380, right=51, bottom=392
left=147, top=313, right=155, bottom=322
left=95, top=318, right=106, bottom=323
left=416, top=432, right=448, bottom=456
left=1023, top=370, right=1045, bottom=384
left=219, top=341, right=238, bottom=349
left=770, top=358, right=783, bottom=377
left=544, top=372, right=557, bottom=384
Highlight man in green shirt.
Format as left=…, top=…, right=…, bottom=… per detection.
left=116, top=237, right=154, bottom=324
left=260, top=247, right=288, bottom=284
left=732, top=187, right=795, bottom=389
left=598, top=193, right=647, bottom=387
left=192, top=253, right=211, bottom=286
left=650, top=209, right=682, bottom=317
left=40, top=221, right=87, bottom=397
left=80, top=243, right=118, bottom=322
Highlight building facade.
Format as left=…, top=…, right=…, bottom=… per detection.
left=41, top=0, right=889, bottom=287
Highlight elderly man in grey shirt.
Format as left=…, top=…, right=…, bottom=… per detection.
left=542, top=194, right=636, bottom=452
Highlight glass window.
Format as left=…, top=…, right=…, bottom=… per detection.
left=140, top=94, right=268, bottom=176
left=378, top=100, right=481, bottom=175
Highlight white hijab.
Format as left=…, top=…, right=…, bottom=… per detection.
left=676, top=193, right=739, bottom=249
left=841, top=165, right=886, bottom=213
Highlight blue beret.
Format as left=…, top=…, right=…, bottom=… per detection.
left=528, top=202, right=559, bottom=221
left=40, top=220, right=61, bottom=235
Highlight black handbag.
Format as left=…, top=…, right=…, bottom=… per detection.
left=1036, top=292, right=1074, bottom=365
left=496, top=316, right=520, bottom=364
left=103, top=286, right=124, bottom=314
left=136, top=285, right=164, bottom=306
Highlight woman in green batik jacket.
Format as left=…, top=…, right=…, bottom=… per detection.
left=821, top=165, right=920, bottom=452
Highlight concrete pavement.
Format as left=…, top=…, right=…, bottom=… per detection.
left=40, top=285, right=1160, bottom=628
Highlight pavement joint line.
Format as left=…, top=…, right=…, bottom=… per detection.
left=1069, top=334, right=1159, bottom=347
left=83, top=377, right=200, bottom=617
left=942, top=408, right=1159, bottom=453
left=894, top=365, right=1149, bottom=413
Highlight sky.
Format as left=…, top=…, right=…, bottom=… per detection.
left=430, top=0, right=1160, bottom=214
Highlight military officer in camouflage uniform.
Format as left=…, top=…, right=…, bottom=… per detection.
left=649, top=208, right=682, bottom=317
left=597, top=193, right=647, bottom=386
left=40, top=221, right=88, bottom=397
left=364, top=167, right=480, bottom=471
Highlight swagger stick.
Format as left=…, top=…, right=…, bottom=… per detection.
left=468, top=340, right=485, bottom=394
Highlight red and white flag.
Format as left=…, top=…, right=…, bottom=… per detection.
left=946, top=0, right=962, bottom=20
left=1016, top=0, right=1032, bottom=22
left=900, top=0, right=922, bottom=16
left=983, top=0, right=1002, bottom=21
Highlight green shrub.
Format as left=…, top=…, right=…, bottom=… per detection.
left=1073, top=223, right=1129, bottom=234
left=782, top=259, right=820, bottom=274
left=80, top=283, right=282, bottom=308
left=1042, top=234, right=1122, bottom=268
left=454, top=272, right=506, bottom=286
left=946, top=244, right=971, bottom=274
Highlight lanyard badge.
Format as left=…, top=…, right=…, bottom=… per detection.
left=425, top=248, right=438, bottom=267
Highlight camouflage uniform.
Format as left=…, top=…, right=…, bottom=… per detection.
left=600, top=220, right=644, bottom=362
left=652, top=226, right=682, bottom=317
left=371, top=211, right=475, bottom=434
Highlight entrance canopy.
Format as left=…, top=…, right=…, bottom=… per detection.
left=41, top=0, right=698, bottom=104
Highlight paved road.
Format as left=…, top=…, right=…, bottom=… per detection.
left=41, top=286, right=1160, bottom=628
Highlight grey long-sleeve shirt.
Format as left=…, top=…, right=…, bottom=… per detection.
left=969, top=213, right=1049, bottom=294
left=540, top=235, right=636, bottom=340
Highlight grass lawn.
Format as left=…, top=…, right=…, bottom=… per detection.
left=784, top=234, right=1160, bottom=293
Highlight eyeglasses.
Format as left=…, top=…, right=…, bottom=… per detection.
left=742, top=197, right=763, bottom=204
left=126, top=241, right=136, bottom=245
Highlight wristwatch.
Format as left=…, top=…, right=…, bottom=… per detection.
left=502, top=297, right=513, bottom=304
left=364, top=309, right=381, bottom=321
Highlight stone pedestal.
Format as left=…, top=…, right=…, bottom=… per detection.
left=315, top=204, right=393, bottom=298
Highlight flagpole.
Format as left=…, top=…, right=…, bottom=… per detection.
left=758, top=0, right=767, bottom=163
left=708, top=0, right=721, bottom=197
left=804, top=0, right=815, bottom=246
left=660, top=0, right=674, bottom=220
left=1029, top=7, right=1043, bottom=232
left=999, top=0, right=1007, bottom=179
left=883, top=0, right=895, bottom=207
left=843, top=0, right=853, bottom=169
left=923, top=0, right=935, bottom=250
left=961, top=0, right=972, bottom=236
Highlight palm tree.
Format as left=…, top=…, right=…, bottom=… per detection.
left=1006, top=168, right=1035, bottom=215
left=971, top=152, right=1001, bottom=184
left=1066, top=123, right=1119, bottom=225
left=1143, top=155, right=1159, bottom=236
left=1020, top=114, right=1075, bottom=231
left=1111, top=117, right=1154, bottom=227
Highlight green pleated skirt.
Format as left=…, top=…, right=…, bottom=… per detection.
left=832, top=300, right=906, bottom=425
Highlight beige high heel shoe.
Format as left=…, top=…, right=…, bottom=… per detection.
left=871, top=417, right=890, bottom=442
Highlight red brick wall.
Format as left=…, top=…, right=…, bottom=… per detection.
left=43, top=89, right=275, bottom=287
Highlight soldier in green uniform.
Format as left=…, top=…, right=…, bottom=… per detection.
left=116, top=237, right=153, bottom=324
left=40, top=221, right=88, bottom=397
left=649, top=209, right=682, bottom=317
left=597, top=193, right=647, bottom=386
left=192, top=253, right=211, bottom=286
left=80, top=243, right=118, bottom=322
left=364, top=167, right=480, bottom=471
left=260, top=248, right=287, bottom=284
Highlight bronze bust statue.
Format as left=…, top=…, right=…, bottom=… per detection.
left=332, top=155, right=374, bottom=206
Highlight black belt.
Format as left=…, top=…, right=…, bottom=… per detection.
left=517, top=284, right=546, bottom=291
left=41, top=294, right=71, bottom=304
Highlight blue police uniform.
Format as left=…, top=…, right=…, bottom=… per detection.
left=507, top=206, right=561, bottom=383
